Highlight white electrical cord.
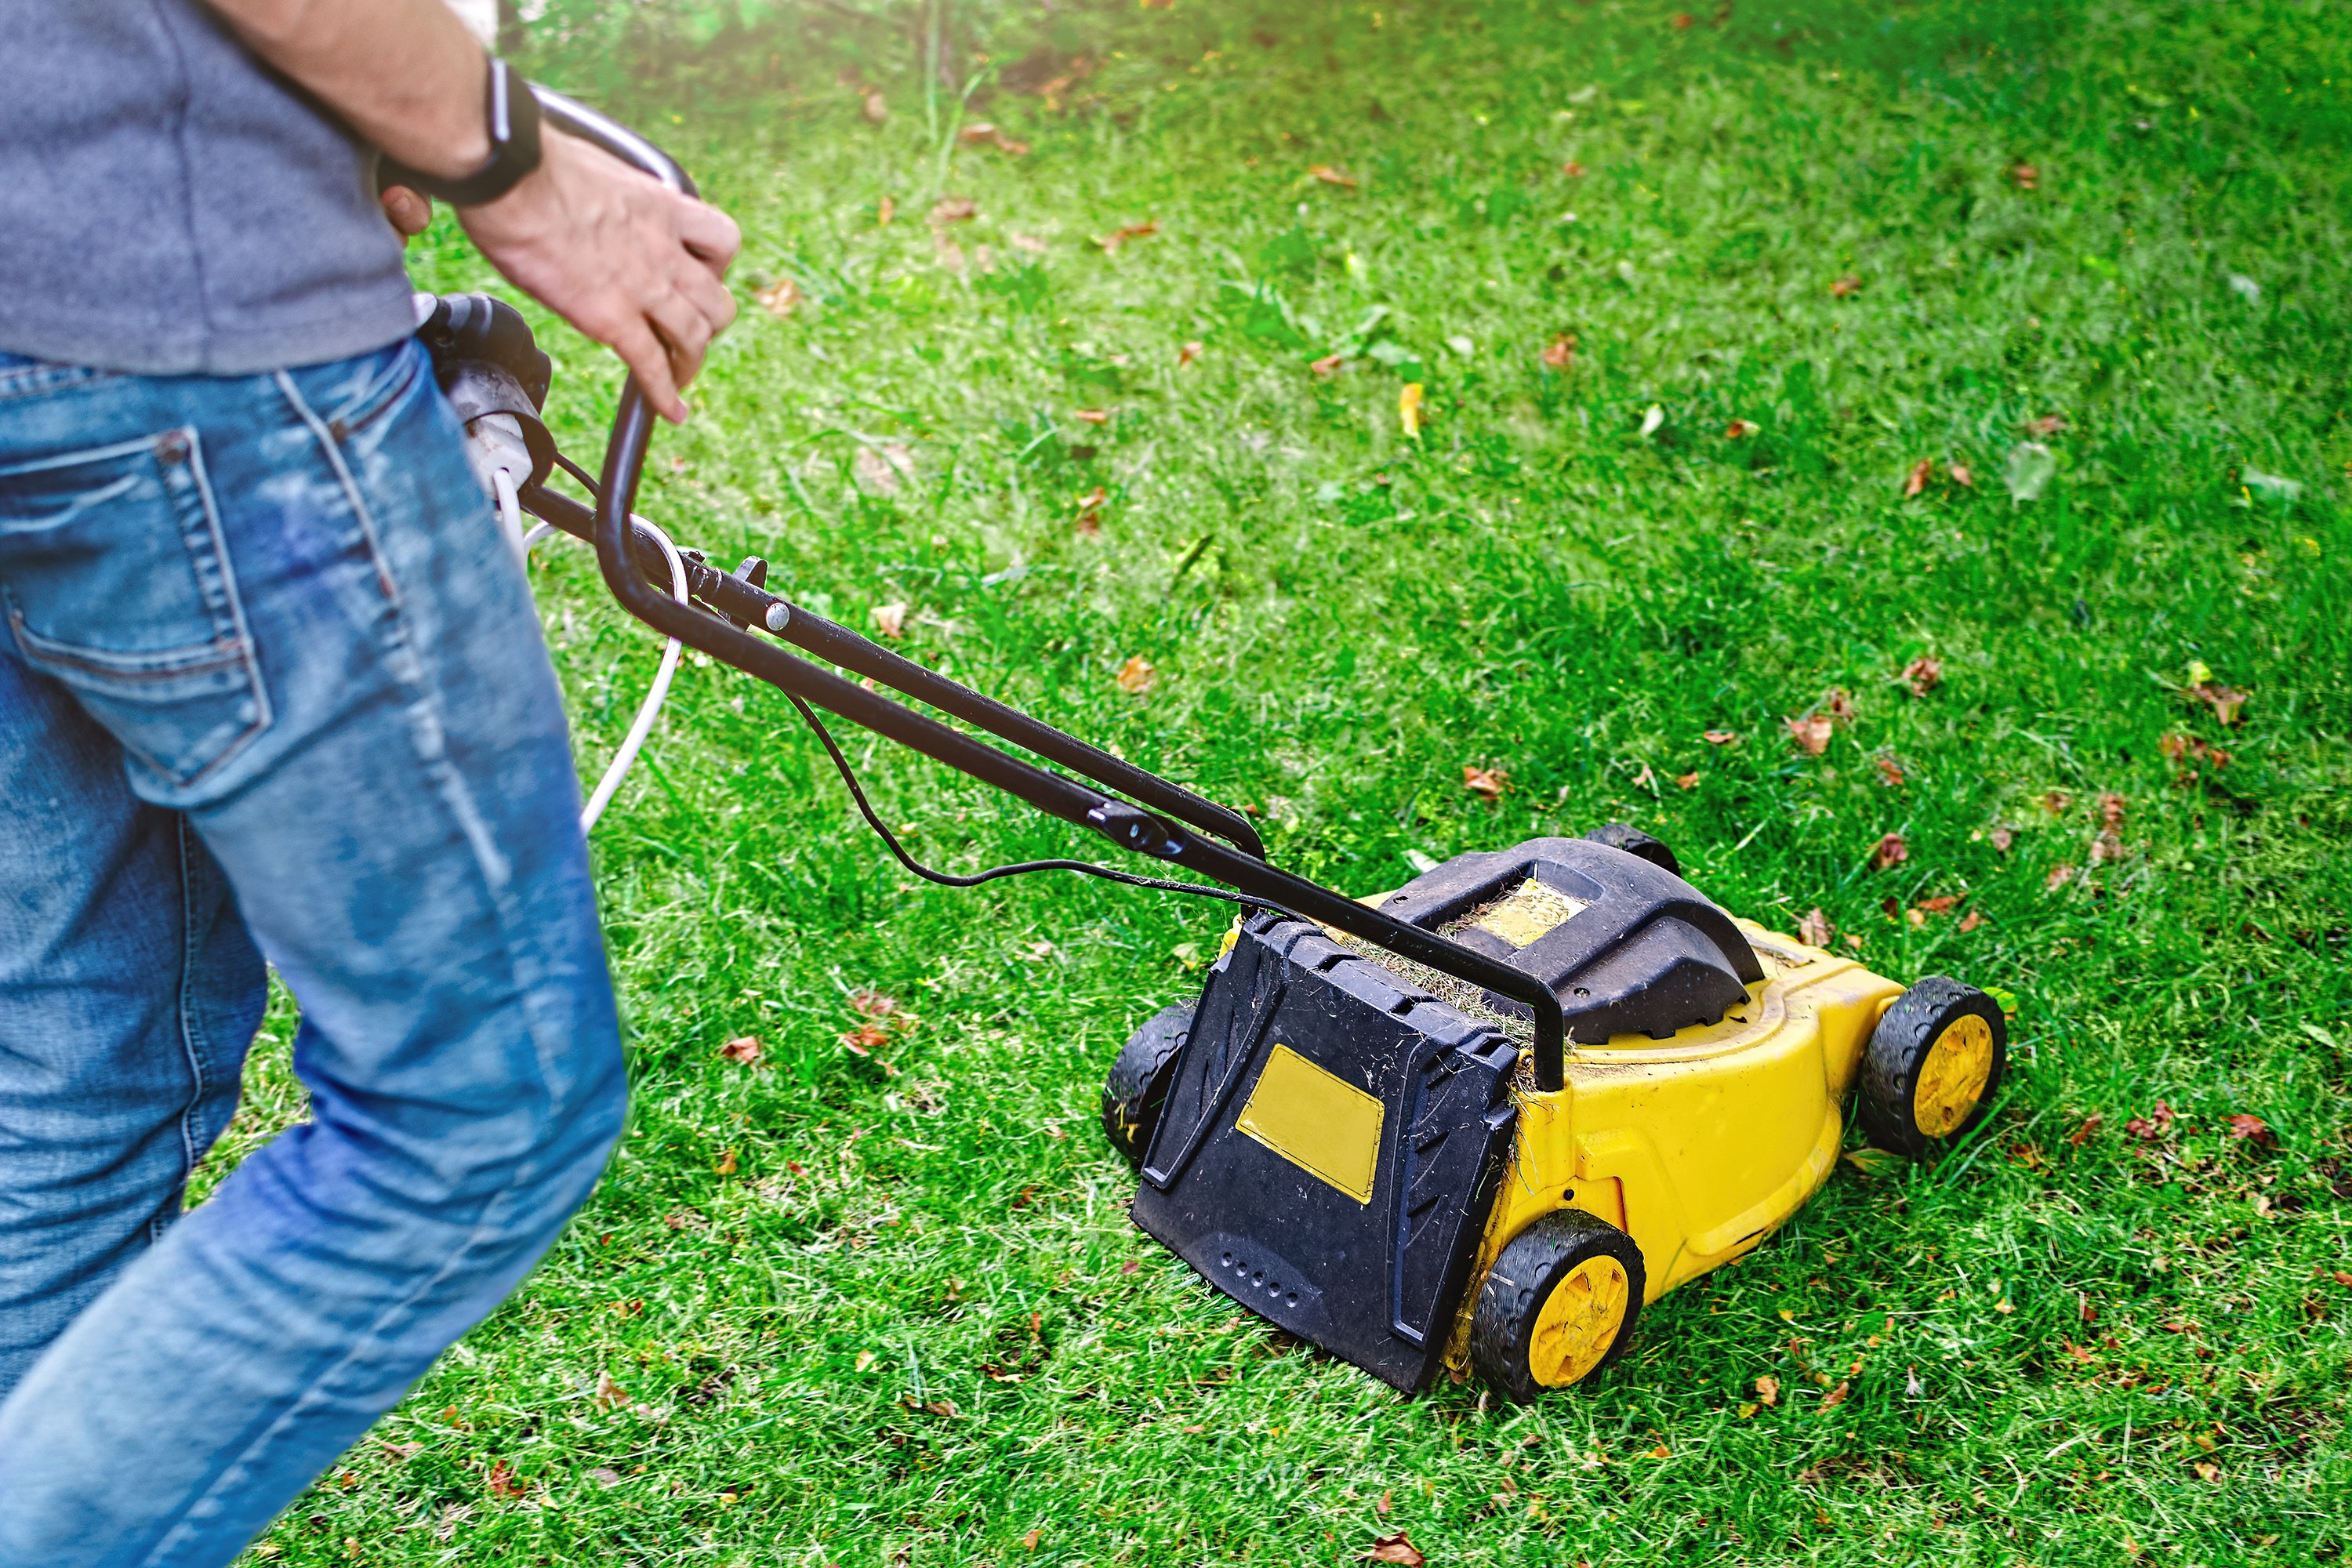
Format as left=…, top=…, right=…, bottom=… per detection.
left=499, top=464, right=690, bottom=835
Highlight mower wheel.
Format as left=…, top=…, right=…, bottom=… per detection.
left=1470, top=1210, right=1647, bottom=1403
left=1582, top=822, right=1681, bottom=878
left=1102, top=1001, right=1194, bottom=1168
left=1857, top=977, right=2008, bottom=1158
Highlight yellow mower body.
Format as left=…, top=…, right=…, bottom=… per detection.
left=1439, top=921, right=1900, bottom=1373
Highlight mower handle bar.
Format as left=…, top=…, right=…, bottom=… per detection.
left=528, top=88, right=1578, bottom=1091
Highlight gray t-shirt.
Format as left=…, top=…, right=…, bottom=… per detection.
left=0, top=0, right=416, bottom=376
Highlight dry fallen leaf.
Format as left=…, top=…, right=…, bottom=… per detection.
left=1178, top=339, right=1203, bottom=366
left=1820, top=1380, right=1850, bottom=1410
left=1798, top=909, right=1833, bottom=947
left=1755, top=1374, right=1780, bottom=1406
left=1875, top=755, right=1907, bottom=788
left=1072, top=408, right=1111, bottom=426
left=929, top=194, right=978, bottom=225
left=2226, top=1112, right=2273, bottom=1145
left=1703, top=729, right=1740, bottom=745
left=1632, top=761, right=1657, bottom=790
left=1674, top=771, right=1700, bottom=789
left=1869, top=832, right=1908, bottom=872
left=1463, top=764, right=1508, bottom=800
left=753, top=276, right=802, bottom=318
left=1073, top=485, right=1107, bottom=534
left=1948, top=462, right=1974, bottom=487
left=1094, top=219, right=1160, bottom=252
left=2045, top=864, right=2077, bottom=891
left=2188, top=681, right=2247, bottom=725
left=1825, top=688, right=1857, bottom=723
left=877, top=194, right=895, bottom=225
left=1903, top=458, right=1934, bottom=498
left=1784, top=713, right=1835, bottom=756
left=862, top=88, right=889, bottom=125
left=487, top=1461, right=529, bottom=1499
left=851, top=989, right=902, bottom=1020
left=1399, top=382, right=1425, bottom=437
left=1542, top=332, right=1576, bottom=369
left=1116, top=655, right=1157, bottom=695
left=1308, top=164, right=1360, bottom=189
left=1309, top=351, right=1346, bottom=376
left=1831, top=274, right=1863, bottom=298
left=1563, top=159, right=1588, bottom=177
left=1725, top=417, right=1760, bottom=438
left=2025, top=413, right=2067, bottom=437
left=841, top=1023, right=890, bottom=1056
left=1363, top=1533, right=1425, bottom=1566
left=586, top=1466, right=625, bottom=1488
left=1958, top=909, right=1984, bottom=931
left=870, top=602, right=908, bottom=639
left=1377, top=1490, right=1392, bottom=1517
left=1899, top=655, right=1944, bottom=697
left=2192, top=1461, right=2220, bottom=1483
left=958, top=122, right=1032, bottom=154
left=713, top=1148, right=737, bottom=1175
left=2010, top=161, right=2039, bottom=190
left=719, top=1036, right=764, bottom=1066
left=2038, top=789, right=2072, bottom=815
left=595, top=1369, right=629, bottom=1408
left=1990, top=825, right=2016, bottom=851
left=1915, top=895, right=1960, bottom=914
left=1022, top=1528, right=1043, bottom=1552
left=2098, top=792, right=2128, bottom=830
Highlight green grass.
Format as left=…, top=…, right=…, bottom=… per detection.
left=215, top=0, right=2352, bottom=1560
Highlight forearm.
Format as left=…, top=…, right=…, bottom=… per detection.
left=204, top=0, right=492, bottom=177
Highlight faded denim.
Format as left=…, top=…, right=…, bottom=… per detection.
left=0, top=339, right=625, bottom=1566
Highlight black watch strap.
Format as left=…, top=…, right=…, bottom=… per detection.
left=377, top=56, right=543, bottom=208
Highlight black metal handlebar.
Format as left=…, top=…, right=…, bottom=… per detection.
left=525, top=88, right=1577, bottom=1091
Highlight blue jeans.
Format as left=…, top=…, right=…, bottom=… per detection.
left=0, top=339, right=626, bottom=1566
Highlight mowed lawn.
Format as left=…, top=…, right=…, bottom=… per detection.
left=215, top=0, right=2350, bottom=1561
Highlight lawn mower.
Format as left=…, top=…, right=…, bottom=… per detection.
left=448, top=89, right=2011, bottom=1404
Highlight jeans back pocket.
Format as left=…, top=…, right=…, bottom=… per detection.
left=0, top=428, right=271, bottom=787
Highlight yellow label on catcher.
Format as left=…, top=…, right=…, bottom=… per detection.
left=1235, top=1044, right=1385, bottom=1204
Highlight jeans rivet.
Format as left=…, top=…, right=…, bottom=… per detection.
left=156, top=432, right=189, bottom=466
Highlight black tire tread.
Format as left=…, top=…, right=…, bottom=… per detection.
left=1101, top=1000, right=1194, bottom=1167
left=1468, top=1209, right=1647, bottom=1403
left=1582, top=822, right=1682, bottom=878
left=1856, top=975, right=2008, bottom=1159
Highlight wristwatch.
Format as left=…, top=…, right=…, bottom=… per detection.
left=376, top=56, right=543, bottom=208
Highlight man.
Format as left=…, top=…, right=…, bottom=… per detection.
left=0, top=2, right=739, bottom=1562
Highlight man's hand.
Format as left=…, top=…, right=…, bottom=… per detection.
left=209, top=0, right=742, bottom=423
left=459, top=132, right=740, bottom=423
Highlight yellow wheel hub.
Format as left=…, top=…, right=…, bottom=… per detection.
left=1527, top=1254, right=1630, bottom=1388
left=1912, top=1012, right=1994, bottom=1138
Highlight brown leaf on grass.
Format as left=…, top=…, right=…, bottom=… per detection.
left=753, top=276, right=803, bottom=318
left=1022, top=1528, right=1043, bottom=1552
left=595, top=1369, right=630, bottom=1408
left=1903, top=458, right=1934, bottom=498
left=1377, top=1491, right=1392, bottom=1517
left=2089, top=829, right=2125, bottom=864
left=1948, top=462, right=1974, bottom=487
left=1725, top=417, right=1760, bottom=438
left=487, top=1461, right=529, bottom=1499
left=2024, top=413, right=2067, bottom=437
left=929, top=195, right=978, bottom=225
left=851, top=989, right=902, bottom=1020
left=1008, top=232, right=1049, bottom=254
left=1869, top=833, right=1908, bottom=872
left=1820, top=1380, right=1850, bottom=1410
left=2227, top=1113, right=2274, bottom=1145
left=1798, top=909, right=1833, bottom=947
left=719, top=1036, right=764, bottom=1066
left=1093, top=219, right=1160, bottom=252
left=1542, top=332, right=1577, bottom=369
left=2189, top=682, right=2248, bottom=726
left=1074, top=485, right=1107, bottom=534
left=1824, top=688, right=1857, bottom=723
left=1178, top=339, right=1203, bottom=366
left=1900, top=656, right=1944, bottom=697
left=1875, top=755, right=1907, bottom=788
left=2009, top=161, right=2039, bottom=190
left=1632, top=761, right=1657, bottom=790
left=1990, top=825, right=2016, bottom=851
left=959, top=122, right=1032, bottom=154
left=862, top=88, right=889, bottom=125
left=2159, top=732, right=2233, bottom=775
left=1755, top=1374, right=1780, bottom=1406
left=841, top=1023, right=890, bottom=1056
left=1363, top=1533, right=1425, bottom=1566
left=1958, top=909, right=1984, bottom=931
left=1703, top=729, right=1740, bottom=745
left=1399, top=382, right=1425, bottom=437
left=1830, top=274, right=1863, bottom=298
left=2038, top=790, right=2072, bottom=815
left=2098, top=793, right=2126, bottom=829
left=586, top=1466, right=625, bottom=1488
left=1672, top=9, right=1697, bottom=27
left=1784, top=713, right=1835, bottom=755
left=2045, top=864, right=2077, bottom=891
left=1562, top=159, right=1588, bottom=177
left=1309, top=351, right=1347, bottom=376
left=2067, top=1112, right=2103, bottom=1145
left=1116, top=655, right=1157, bottom=695
left=714, top=1148, right=737, bottom=1175
left=1308, top=164, right=1360, bottom=189
left=877, top=194, right=895, bottom=225
left=1072, top=408, right=1112, bottom=426
left=1915, top=895, right=1961, bottom=914
left=870, top=601, right=909, bottom=638
left=2123, top=1102, right=2174, bottom=1140
left=1463, top=764, right=1509, bottom=800
left=1674, top=771, right=1700, bottom=789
